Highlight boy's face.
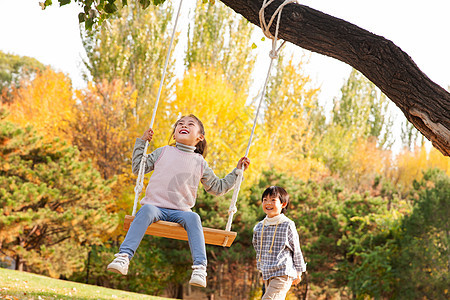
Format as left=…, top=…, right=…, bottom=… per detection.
left=262, top=195, right=287, bottom=218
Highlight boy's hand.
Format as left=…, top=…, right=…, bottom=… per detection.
left=141, top=128, right=154, bottom=142
left=292, top=275, right=301, bottom=285
left=237, top=157, right=250, bottom=171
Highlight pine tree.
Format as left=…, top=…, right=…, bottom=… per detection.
left=0, top=110, right=117, bottom=278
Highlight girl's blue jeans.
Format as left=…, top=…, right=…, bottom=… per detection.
left=119, top=204, right=207, bottom=267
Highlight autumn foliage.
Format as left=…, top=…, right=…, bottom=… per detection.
left=1, top=1, right=449, bottom=298
left=4, top=68, right=75, bottom=143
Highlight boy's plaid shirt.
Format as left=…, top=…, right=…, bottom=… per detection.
left=253, top=217, right=306, bottom=280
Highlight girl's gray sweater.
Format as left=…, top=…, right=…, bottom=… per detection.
left=132, top=138, right=240, bottom=196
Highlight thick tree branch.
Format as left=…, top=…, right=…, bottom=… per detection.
left=221, top=0, right=450, bottom=156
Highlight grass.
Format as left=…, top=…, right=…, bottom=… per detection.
left=0, top=268, right=173, bottom=300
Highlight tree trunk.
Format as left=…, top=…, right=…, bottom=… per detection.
left=243, top=270, right=248, bottom=297
left=15, top=255, right=23, bottom=271
left=302, top=272, right=309, bottom=300
left=186, top=282, right=191, bottom=296
left=220, top=0, right=450, bottom=156
left=85, top=249, right=91, bottom=284
left=175, top=283, right=183, bottom=299
left=218, top=263, right=223, bottom=297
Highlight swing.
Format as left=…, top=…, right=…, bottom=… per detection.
left=123, top=216, right=237, bottom=247
left=123, top=0, right=291, bottom=247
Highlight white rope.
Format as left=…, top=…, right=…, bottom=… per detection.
left=259, top=0, right=298, bottom=58
left=132, top=0, right=184, bottom=216
left=223, top=0, right=296, bottom=244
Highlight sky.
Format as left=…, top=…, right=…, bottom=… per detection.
left=1, top=0, right=449, bottom=127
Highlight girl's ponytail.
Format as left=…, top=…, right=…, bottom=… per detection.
left=189, top=114, right=207, bottom=158
left=195, top=137, right=207, bottom=158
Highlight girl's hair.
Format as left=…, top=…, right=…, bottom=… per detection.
left=262, top=186, right=289, bottom=214
left=169, top=114, right=208, bottom=157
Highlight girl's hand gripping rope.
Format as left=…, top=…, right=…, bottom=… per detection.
left=237, top=157, right=250, bottom=171
left=141, top=128, right=154, bottom=142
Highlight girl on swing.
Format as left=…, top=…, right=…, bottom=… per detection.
left=107, top=114, right=250, bottom=288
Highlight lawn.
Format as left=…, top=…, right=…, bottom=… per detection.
left=0, top=268, right=173, bottom=300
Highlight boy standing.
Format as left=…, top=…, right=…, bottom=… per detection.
left=252, top=186, right=306, bottom=299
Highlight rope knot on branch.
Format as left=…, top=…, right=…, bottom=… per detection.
left=259, top=0, right=297, bottom=60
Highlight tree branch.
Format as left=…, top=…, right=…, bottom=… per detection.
left=220, top=0, right=450, bottom=156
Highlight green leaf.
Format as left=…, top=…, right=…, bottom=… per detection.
left=85, top=0, right=93, bottom=8
left=251, top=43, right=257, bottom=50
left=86, top=17, right=94, bottom=30
left=78, top=12, right=86, bottom=24
left=104, top=2, right=118, bottom=13
left=139, top=0, right=150, bottom=9
left=58, top=0, right=71, bottom=6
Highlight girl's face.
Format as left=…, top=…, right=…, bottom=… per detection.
left=262, top=195, right=287, bottom=218
left=173, top=116, right=204, bottom=147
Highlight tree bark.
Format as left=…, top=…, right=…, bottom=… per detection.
left=220, top=0, right=450, bottom=156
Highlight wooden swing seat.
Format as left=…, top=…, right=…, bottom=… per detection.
left=123, top=215, right=237, bottom=247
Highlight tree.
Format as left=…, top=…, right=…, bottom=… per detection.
left=262, top=55, right=326, bottom=181
left=2, top=67, right=76, bottom=143
left=0, top=110, right=117, bottom=278
left=314, top=124, right=354, bottom=176
left=72, top=79, right=138, bottom=179
left=186, top=0, right=256, bottom=94
left=391, top=169, right=449, bottom=299
left=400, top=118, right=423, bottom=151
left=389, top=144, right=450, bottom=195
left=81, top=1, right=176, bottom=127
left=348, top=169, right=450, bottom=299
left=41, top=0, right=450, bottom=156
left=170, top=65, right=253, bottom=175
left=0, top=51, right=45, bottom=104
left=332, top=69, right=394, bottom=149
left=314, top=69, right=394, bottom=188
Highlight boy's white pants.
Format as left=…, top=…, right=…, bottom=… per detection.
left=262, top=275, right=293, bottom=300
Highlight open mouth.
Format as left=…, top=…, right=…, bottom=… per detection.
left=179, top=129, right=189, bottom=134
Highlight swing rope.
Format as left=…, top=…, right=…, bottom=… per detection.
left=223, top=0, right=296, bottom=245
left=131, top=0, right=296, bottom=246
left=132, top=0, right=184, bottom=216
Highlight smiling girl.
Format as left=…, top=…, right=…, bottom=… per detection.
left=107, top=114, right=250, bottom=288
left=252, top=186, right=306, bottom=299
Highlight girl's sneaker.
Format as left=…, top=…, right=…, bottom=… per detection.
left=107, top=253, right=129, bottom=275
left=189, top=265, right=207, bottom=287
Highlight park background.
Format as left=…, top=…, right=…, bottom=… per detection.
left=0, top=0, right=449, bottom=299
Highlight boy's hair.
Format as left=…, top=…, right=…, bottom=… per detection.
left=262, top=186, right=289, bottom=214
left=169, top=114, right=208, bottom=158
